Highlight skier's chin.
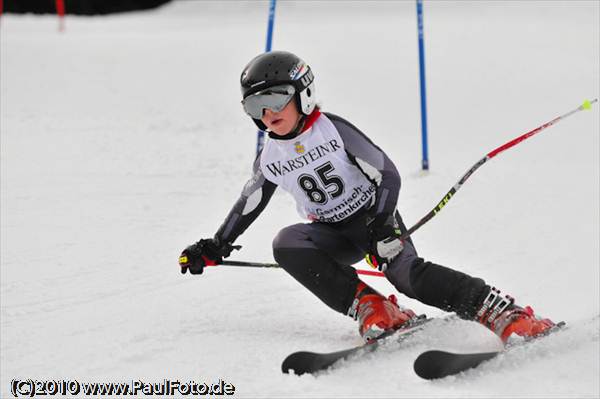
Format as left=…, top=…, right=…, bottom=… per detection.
left=269, top=125, right=292, bottom=136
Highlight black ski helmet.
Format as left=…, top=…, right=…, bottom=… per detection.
left=240, top=51, right=316, bottom=130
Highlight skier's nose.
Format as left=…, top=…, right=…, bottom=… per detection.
left=263, top=108, right=276, bottom=118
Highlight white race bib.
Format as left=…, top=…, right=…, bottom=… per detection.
left=260, top=114, right=375, bottom=222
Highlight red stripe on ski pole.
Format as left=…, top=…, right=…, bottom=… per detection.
left=486, top=117, right=560, bottom=159
left=402, top=99, right=596, bottom=241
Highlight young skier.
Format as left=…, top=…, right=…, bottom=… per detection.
left=178, top=51, right=557, bottom=342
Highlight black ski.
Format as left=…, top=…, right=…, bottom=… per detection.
left=414, top=349, right=500, bottom=379
left=282, top=316, right=431, bottom=375
left=413, top=321, right=566, bottom=380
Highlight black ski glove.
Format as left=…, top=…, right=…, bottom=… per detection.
left=365, top=214, right=404, bottom=272
left=178, top=238, right=241, bottom=275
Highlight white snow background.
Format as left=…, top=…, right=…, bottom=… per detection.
left=1, top=1, right=599, bottom=397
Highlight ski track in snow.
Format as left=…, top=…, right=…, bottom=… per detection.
left=1, top=1, right=599, bottom=398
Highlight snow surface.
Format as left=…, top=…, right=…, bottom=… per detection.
left=1, top=1, right=599, bottom=397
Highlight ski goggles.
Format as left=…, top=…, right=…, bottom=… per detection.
left=241, top=84, right=296, bottom=119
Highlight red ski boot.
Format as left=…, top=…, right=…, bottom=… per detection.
left=475, top=287, right=557, bottom=343
left=348, top=281, right=418, bottom=341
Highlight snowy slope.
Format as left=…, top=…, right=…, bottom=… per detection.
left=1, top=1, right=599, bottom=397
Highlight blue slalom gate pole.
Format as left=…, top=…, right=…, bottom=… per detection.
left=265, top=0, right=276, bottom=53
left=256, top=0, right=277, bottom=157
left=416, top=0, right=429, bottom=170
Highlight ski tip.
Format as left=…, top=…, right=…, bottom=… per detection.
left=413, top=350, right=452, bottom=380
left=413, top=350, right=499, bottom=380
left=281, top=361, right=303, bottom=375
left=281, top=352, right=313, bottom=376
left=281, top=359, right=301, bottom=375
left=414, top=350, right=444, bottom=380
left=281, top=364, right=299, bottom=375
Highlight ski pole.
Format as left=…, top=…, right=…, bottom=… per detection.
left=208, top=260, right=386, bottom=277
left=208, top=99, right=596, bottom=277
left=399, top=98, right=597, bottom=240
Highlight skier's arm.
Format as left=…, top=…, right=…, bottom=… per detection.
left=179, top=154, right=276, bottom=274
left=214, top=154, right=277, bottom=245
left=326, top=113, right=401, bottom=228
